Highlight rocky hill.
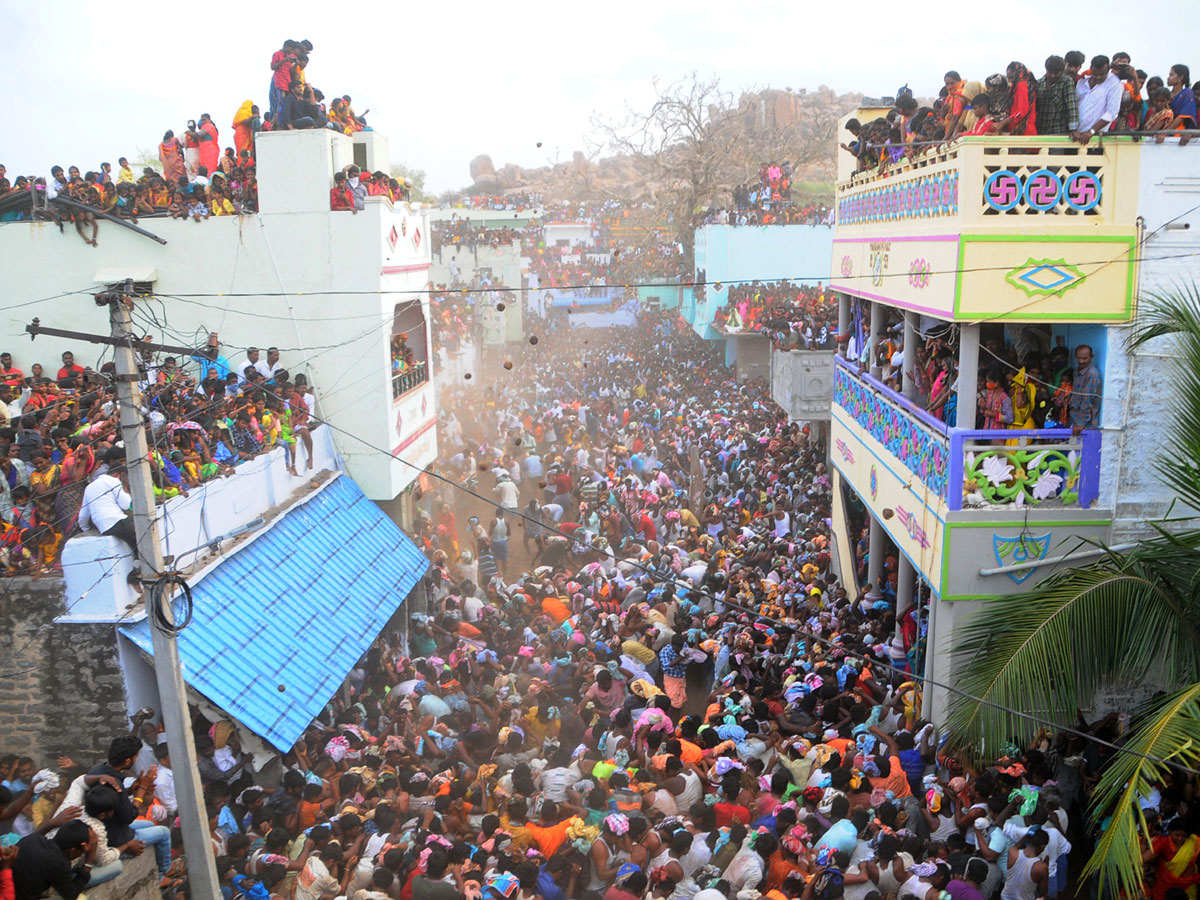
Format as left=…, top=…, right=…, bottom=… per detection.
left=457, top=85, right=865, bottom=204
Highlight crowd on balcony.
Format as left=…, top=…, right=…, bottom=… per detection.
left=431, top=218, right=532, bottom=256
left=440, top=191, right=545, bottom=212
left=391, top=334, right=430, bottom=399
left=712, top=282, right=839, bottom=349
left=529, top=241, right=686, bottom=298
left=0, top=340, right=317, bottom=578
left=703, top=202, right=833, bottom=227
left=329, top=168, right=413, bottom=212
left=841, top=51, right=1198, bottom=175
left=845, top=318, right=1102, bottom=435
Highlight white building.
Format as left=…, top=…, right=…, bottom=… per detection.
left=0, top=129, right=437, bottom=508
left=0, top=129, right=436, bottom=771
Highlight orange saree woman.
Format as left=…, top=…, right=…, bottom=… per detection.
left=232, top=101, right=256, bottom=158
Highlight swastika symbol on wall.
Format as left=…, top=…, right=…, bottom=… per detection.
left=984, top=171, right=1022, bottom=211
left=1024, top=170, right=1062, bottom=210
left=1064, top=171, right=1101, bottom=211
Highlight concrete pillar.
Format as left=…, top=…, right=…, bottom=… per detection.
left=837, top=293, right=850, bottom=346
left=901, top=314, right=917, bottom=400
left=895, top=556, right=915, bottom=641
left=958, top=323, right=980, bottom=429
left=923, top=595, right=940, bottom=720
left=869, top=301, right=885, bottom=378
left=866, top=515, right=885, bottom=600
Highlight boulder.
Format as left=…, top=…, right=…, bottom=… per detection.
left=495, top=163, right=525, bottom=189
left=469, top=154, right=495, bottom=180
left=472, top=174, right=501, bottom=194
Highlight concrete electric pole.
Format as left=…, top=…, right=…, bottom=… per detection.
left=33, top=283, right=223, bottom=899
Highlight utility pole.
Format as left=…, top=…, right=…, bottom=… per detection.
left=106, top=282, right=221, bottom=900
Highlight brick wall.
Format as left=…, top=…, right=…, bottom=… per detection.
left=0, top=578, right=128, bottom=764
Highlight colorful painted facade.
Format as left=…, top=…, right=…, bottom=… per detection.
left=826, top=129, right=1198, bottom=721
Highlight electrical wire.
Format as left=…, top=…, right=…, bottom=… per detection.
left=102, top=247, right=1196, bottom=299
left=217, top=349, right=1200, bottom=775
left=147, top=572, right=192, bottom=635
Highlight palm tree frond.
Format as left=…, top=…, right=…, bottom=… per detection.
left=946, top=533, right=1200, bottom=755
left=1083, top=683, right=1200, bottom=899
left=1129, top=286, right=1200, bottom=512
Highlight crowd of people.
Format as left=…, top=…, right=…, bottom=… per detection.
left=440, top=193, right=545, bottom=213
left=0, top=342, right=317, bottom=578
left=0, top=37, right=400, bottom=241
left=702, top=205, right=833, bottom=228
left=841, top=52, right=1199, bottom=176
left=843, top=313, right=1102, bottom=434
left=697, top=163, right=834, bottom=227
left=713, top=284, right=838, bottom=350
left=432, top=219, right=532, bottom=257
left=0, top=312, right=1183, bottom=900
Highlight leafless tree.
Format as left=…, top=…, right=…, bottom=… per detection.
left=593, top=73, right=848, bottom=260
left=592, top=72, right=744, bottom=261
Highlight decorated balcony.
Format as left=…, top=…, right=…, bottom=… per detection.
left=830, top=357, right=1109, bottom=597
left=831, top=358, right=1102, bottom=511
left=830, top=136, right=1141, bottom=322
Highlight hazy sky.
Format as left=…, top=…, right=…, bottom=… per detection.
left=2, top=0, right=1195, bottom=192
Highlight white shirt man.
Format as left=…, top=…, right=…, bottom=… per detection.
left=77, top=472, right=131, bottom=534
left=255, top=351, right=283, bottom=381
left=236, top=349, right=262, bottom=383
left=155, top=761, right=177, bottom=822
left=524, top=453, right=544, bottom=480
left=495, top=478, right=520, bottom=510
left=1076, top=68, right=1123, bottom=135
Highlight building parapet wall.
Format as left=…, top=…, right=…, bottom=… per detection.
left=60, top=427, right=340, bottom=622
left=831, top=136, right=1142, bottom=322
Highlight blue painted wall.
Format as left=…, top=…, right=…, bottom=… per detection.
left=690, top=225, right=834, bottom=337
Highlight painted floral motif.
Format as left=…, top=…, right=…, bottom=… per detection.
left=833, top=367, right=949, bottom=499
left=840, top=255, right=854, bottom=278
left=908, top=258, right=932, bottom=290
left=964, top=446, right=1082, bottom=506
left=978, top=454, right=1014, bottom=486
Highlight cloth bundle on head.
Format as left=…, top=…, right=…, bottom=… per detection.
left=1009, top=785, right=1039, bottom=817
left=325, top=735, right=350, bottom=762
left=604, top=813, right=631, bottom=835
left=616, top=863, right=642, bottom=887
left=211, top=721, right=236, bottom=749
left=566, top=817, right=599, bottom=854
left=714, top=757, right=745, bottom=776
left=31, top=771, right=59, bottom=795
left=485, top=872, right=521, bottom=899
left=782, top=823, right=809, bottom=855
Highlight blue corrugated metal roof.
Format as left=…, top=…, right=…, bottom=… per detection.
left=120, top=475, right=428, bottom=751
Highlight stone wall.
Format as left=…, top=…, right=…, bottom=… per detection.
left=0, top=578, right=128, bottom=764
left=76, top=848, right=162, bottom=900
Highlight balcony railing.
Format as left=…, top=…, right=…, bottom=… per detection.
left=392, top=361, right=428, bottom=399
left=836, top=135, right=1141, bottom=228
left=949, top=429, right=1101, bottom=511
left=833, top=358, right=1101, bottom=512
left=830, top=136, right=1141, bottom=322
left=832, top=359, right=951, bottom=500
